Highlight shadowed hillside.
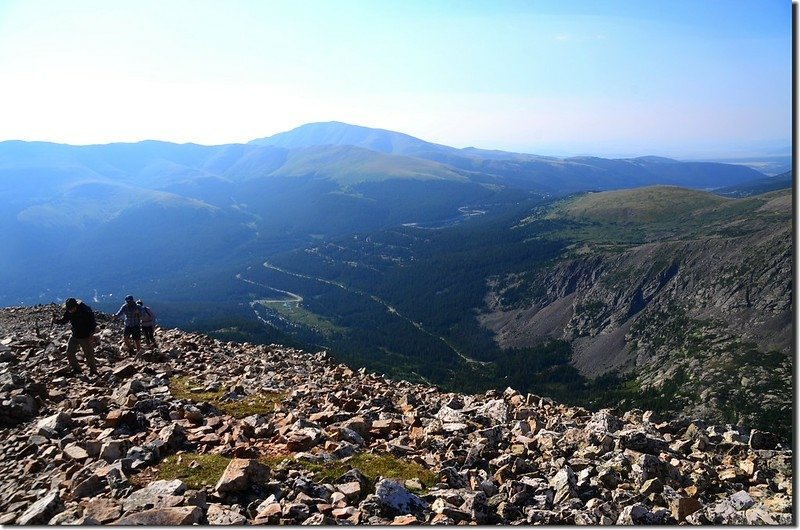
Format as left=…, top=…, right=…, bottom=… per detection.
left=481, top=187, right=792, bottom=433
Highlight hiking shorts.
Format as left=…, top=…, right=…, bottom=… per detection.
left=123, top=325, right=142, bottom=341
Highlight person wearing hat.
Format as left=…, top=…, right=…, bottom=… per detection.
left=114, top=295, right=142, bottom=353
left=52, top=298, right=98, bottom=375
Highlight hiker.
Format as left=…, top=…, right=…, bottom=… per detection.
left=114, top=295, right=141, bottom=353
left=52, top=297, right=98, bottom=375
left=137, top=299, right=157, bottom=347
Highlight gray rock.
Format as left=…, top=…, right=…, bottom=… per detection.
left=206, top=503, right=248, bottom=525
left=63, top=443, right=90, bottom=462
left=83, top=498, right=122, bottom=523
left=158, top=423, right=186, bottom=451
left=372, top=479, right=428, bottom=516
left=336, top=426, right=365, bottom=446
left=111, top=363, right=137, bottom=380
left=616, top=504, right=652, bottom=525
left=302, top=512, right=338, bottom=525
left=549, top=467, right=577, bottom=505
left=16, top=491, right=63, bottom=525
left=113, top=506, right=202, bottom=525
left=461, top=491, right=491, bottom=524
left=71, top=473, right=104, bottom=500
left=47, top=508, right=83, bottom=525
left=0, top=306, right=793, bottom=527
left=36, top=412, right=73, bottom=436
left=99, top=440, right=123, bottom=462
left=0, top=513, right=19, bottom=525
left=431, top=498, right=471, bottom=521
left=749, top=429, right=779, bottom=450
left=336, top=481, right=362, bottom=501
left=283, top=502, right=311, bottom=521
left=745, top=507, right=778, bottom=525
left=122, top=479, right=186, bottom=513
left=728, top=490, right=755, bottom=511
left=477, top=399, right=509, bottom=425
left=639, top=477, right=663, bottom=495
left=112, top=380, right=145, bottom=404
left=435, top=405, right=466, bottom=423
left=10, top=394, right=38, bottom=418
left=585, top=409, right=623, bottom=435
left=618, top=429, right=667, bottom=454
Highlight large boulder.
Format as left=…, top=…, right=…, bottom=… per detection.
left=17, top=491, right=64, bottom=525
left=214, top=458, right=270, bottom=493
left=371, top=479, right=428, bottom=517
left=113, top=506, right=202, bottom=525
left=122, top=479, right=187, bottom=513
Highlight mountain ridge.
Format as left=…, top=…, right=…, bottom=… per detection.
left=250, top=121, right=453, bottom=157
left=1, top=123, right=773, bottom=309
left=251, top=121, right=771, bottom=192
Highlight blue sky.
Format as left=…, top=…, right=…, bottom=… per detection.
left=0, top=0, right=791, bottom=158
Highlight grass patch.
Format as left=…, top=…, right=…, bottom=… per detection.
left=254, top=300, right=345, bottom=337
left=297, top=452, right=437, bottom=493
left=155, top=452, right=232, bottom=490
left=532, top=187, right=787, bottom=248
left=145, top=452, right=437, bottom=494
left=169, top=376, right=285, bottom=418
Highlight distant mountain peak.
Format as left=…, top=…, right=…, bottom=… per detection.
left=249, top=121, right=446, bottom=156
left=633, top=155, right=679, bottom=163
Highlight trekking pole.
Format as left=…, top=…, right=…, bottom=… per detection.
left=42, top=311, right=58, bottom=360
left=47, top=311, right=57, bottom=341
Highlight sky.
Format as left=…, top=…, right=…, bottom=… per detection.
left=0, top=0, right=792, bottom=158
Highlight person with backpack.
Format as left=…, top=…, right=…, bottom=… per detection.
left=137, top=299, right=157, bottom=347
left=114, top=295, right=141, bottom=353
left=52, top=297, right=98, bottom=375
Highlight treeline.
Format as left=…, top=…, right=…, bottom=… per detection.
left=235, top=262, right=474, bottom=384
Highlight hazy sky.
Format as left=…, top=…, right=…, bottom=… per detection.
left=0, top=0, right=791, bottom=158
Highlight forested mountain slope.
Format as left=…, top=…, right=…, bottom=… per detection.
left=479, top=187, right=792, bottom=432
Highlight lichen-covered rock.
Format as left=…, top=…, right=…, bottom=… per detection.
left=372, top=479, right=428, bottom=517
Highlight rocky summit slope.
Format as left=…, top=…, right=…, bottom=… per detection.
left=0, top=305, right=792, bottom=525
